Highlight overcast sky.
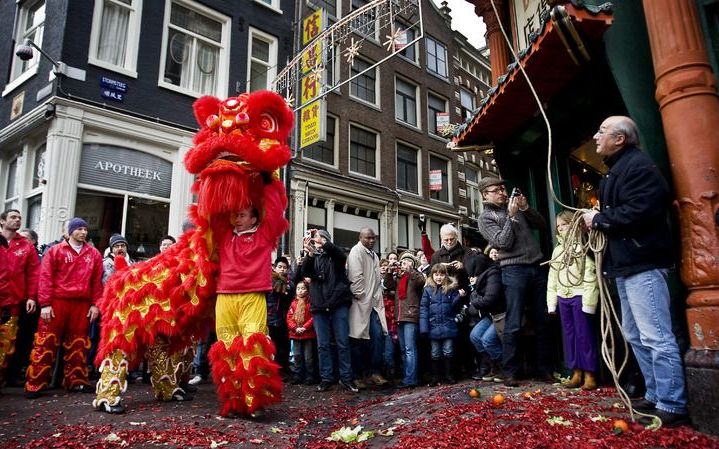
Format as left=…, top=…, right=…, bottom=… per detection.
left=430, top=0, right=487, bottom=49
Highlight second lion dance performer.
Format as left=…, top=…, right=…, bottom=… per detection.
left=93, top=91, right=293, bottom=418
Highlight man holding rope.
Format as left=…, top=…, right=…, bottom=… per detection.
left=583, top=115, right=689, bottom=427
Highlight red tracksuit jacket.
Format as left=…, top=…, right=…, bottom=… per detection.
left=0, top=234, right=40, bottom=308
left=38, top=240, right=103, bottom=307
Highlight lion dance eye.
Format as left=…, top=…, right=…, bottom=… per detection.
left=259, top=113, right=278, bottom=133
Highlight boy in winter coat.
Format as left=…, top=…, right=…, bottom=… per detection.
left=420, top=264, right=462, bottom=385
left=286, top=281, right=317, bottom=385
left=267, top=257, right=293, bottom=376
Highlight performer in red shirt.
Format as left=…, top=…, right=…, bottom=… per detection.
left=0, top=209, right=40, bottom=391
left=25, top=217, right=102, bottom=398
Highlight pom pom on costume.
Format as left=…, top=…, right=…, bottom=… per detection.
left=94, top=91, right=293, bottom=415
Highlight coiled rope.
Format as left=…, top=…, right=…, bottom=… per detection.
left=487, top=0, right=660, bottom=427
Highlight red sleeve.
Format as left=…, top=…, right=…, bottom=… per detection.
left=258, top=180, right=289, bottom=245
left=90, top=251, right=104, bottom=305
left=286, top=301, right=298, bottom=331
left=38, top=247, right=56, bottom=308
left=421, top=233, right=435, bottom=259
left=24, top=245, right=40, bottom=302
left=303, top=315, right=313, bottom=330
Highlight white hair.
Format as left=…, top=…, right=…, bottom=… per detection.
left=439, top=223, right=459, bottom=237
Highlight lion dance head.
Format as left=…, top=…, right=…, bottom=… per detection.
left=185, top=90, right=294, bottom=219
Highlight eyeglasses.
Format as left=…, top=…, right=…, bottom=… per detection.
left=484, top=186, right=506, bottom=194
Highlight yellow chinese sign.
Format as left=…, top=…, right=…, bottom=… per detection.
left=300, top=73, right=321, bottom=105
left=303, top=9, right=324, bottom=46
left=302, top=41, right=323, bottom=74
left=300, top=100, right=325, bottom=148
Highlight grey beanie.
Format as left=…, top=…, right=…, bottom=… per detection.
left=316, top=229, right=332, bottom=242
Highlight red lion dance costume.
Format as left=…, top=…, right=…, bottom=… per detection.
left=93, top=91, right=292, bottom=417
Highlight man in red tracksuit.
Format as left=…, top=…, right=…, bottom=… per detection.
left=25, top=217, right=103, bottom=398
left=0, top=209, right=40, bottom=391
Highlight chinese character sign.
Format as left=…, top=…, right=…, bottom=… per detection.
left=303, top=9, right=324, bottom=46
left=300, top=100, right=326, bottom=148
left=512, top=0, right=549, bottom=50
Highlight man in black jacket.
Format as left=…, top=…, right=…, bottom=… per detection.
left=583, top=115, right=688, bottom=427
left=300, top=229, right=357, bottom=392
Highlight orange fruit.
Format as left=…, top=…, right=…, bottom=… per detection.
left=613, top=419, right=629, bottom=435
left=492, top=394, right=505, bottom=405
left=469, top=388, right=481, bottom=399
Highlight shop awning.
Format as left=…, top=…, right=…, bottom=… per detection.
left=453, top=3, right=613, bottom=147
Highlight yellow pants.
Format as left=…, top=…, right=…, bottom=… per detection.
left=215, top=292, right=268, bottom=346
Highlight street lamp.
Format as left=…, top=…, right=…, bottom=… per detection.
left=14, top=38, right=86, bottom=81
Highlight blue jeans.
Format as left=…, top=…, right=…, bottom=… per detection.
left=384, top=334, right=395, bottom=371
left=430, top=338, right=454, bottom=359
left=397, top=322, right=418, bottom=385
left=350, top=310, right=385, bottom=379
left=469, top=316, right=502, bottom=361
left=616, top=269, right=688, bottom=414
left=501, top=264, right=551, bottom=377
left=291, top=339, right=316, bottom=382
left=313, top=305, right=352, bottom=383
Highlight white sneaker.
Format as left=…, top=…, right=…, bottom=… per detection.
left=188, top=375, right=203, bottom=386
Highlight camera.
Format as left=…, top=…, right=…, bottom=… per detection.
left=511, top=187, right=522, bottom=198
left=419, top=214, right=425, bottom=223
left=454, top=304, right=468, bottom=324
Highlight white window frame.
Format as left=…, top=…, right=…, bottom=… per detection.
left=349, top=55, right=379, bottom=108
left=425, top=36, right=448, bottom=79
left=304, top=114, right=339, bottom=169
left=348, top=122, right=380, bottom=181
left=246, top=27, right=278, bottom=92
left=460, top=87, right=475, bottom=119
left=396, top=21, right=418, bottom=64
left=88, top=0, right=143, bottom=77
left=394, top=76, right=419, bottom=129
left=3, top=155, right=21, bottom=212
left=252, top=0, right=283, bottom=14
left=157, top=0, right=230, bottom=98
left=3, top=1, right=45, bottom=97
left=395, top=140, right=421, bottom=195
left=465, top=165, right=483, bottom=215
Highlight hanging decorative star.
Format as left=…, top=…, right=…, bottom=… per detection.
left=284, top=93, right=295, bottom=109
left=344, top=38, right=362, bottom=65
left=384, top=27, right=406, bottom=52
left=309, top=63, right=324, bottom=84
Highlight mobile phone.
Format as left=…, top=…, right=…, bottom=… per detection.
left=419, top=214, right=425, bottom=222
left=511, top=187, right=521, bottom=198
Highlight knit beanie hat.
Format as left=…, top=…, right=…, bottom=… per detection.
left=399, top=251, right=417, bottom=268
left=67, top=217, right=88, bottom=235
left=109, top=234, right=128, bottom=248
left=317, top=229, right=332, bottom=242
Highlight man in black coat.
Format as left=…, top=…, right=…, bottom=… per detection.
left=583, top=115, right=688, bottom=427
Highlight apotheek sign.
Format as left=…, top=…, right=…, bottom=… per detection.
left=79, top=144, right=173, bottom=198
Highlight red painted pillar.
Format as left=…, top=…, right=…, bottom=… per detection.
left=472, top=0, right=510, bottom=85
left=643, top=0, right=719, bottom=434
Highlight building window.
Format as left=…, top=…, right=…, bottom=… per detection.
left=429, top=154, right=449, bottom=202
left=397, top=23, right=416, bottom=62
left=460, top=87, right=475, bottom=119
left=398, top=213, right=409, bottom=248
left=159, top=0, right=229, bottom=97
left=395, top=77, right=418, bottom=127
left=89, top=0, right=143, bottom=76
left=350, top=57, right=377, bottom=105
left=304, top=115, right=336, bottom=165
left=8, top=1, right=45, bottom=85
left=465, top=166, right=482, bottom=215
left=248, top=28, right=278, bottom=91
left=255, top=0, right=280, bottom=11
left=4, top=158, right=20, bottom=211
left=426, top=37, right=447, bottom=78
left=350, top=125, right=378, bottom=178
left=427, top=92, right=447, bottom=136
left=352, top=0, right=376, bottom=39
left=310, top=0, right=337, bottom=18
left=396, top=142, right=418, bottom=193
left=31, top=144, right=46, bottom=189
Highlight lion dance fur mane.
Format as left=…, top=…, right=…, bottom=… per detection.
left=93, top=91, right=293, bottom=416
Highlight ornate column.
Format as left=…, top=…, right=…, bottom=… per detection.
left=38, top=104, right=84, bottom=242
left=474, top=0, right=511, bottom=85
left=642, top=0, right=719, bottom=434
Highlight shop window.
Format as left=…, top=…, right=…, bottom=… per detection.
left=429, top=154, right=449, bottom=203
left=304, top=115, right=337, bottom=166
left=89, top=0, right=142, bottom=77
left=26, top=194, right=42, bottom=230
left=349, top=124, right=378, bottom=178
left=395, top=77, right=418, bottom=126
left=248, top=27, right=278, bottom=91
left=6, top=1, right=45, bottom=94
left=398, top=213, right=409, bottom=249
left=427, top=91, right=447, bottom=136
left=159, top=0, right=229, bottom=97
left=396, top=142, right=418, bottom=193
left=350, top=56, right=378, bottom=105
left=426, top=36, right=447, bottom=78
left=460, top=87, right=475, bottom=119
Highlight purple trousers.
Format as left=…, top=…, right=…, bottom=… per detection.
left=558, top=295, right=598, bottom=372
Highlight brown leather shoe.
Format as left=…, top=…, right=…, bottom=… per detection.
left=562, top=369, right=583, bottom=389
left=581, top=371, right=597, bottom=390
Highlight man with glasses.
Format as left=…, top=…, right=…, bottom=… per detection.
left=582, top=116, right=688, bottom=427
left=477, top=177, right=552, bottom=387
